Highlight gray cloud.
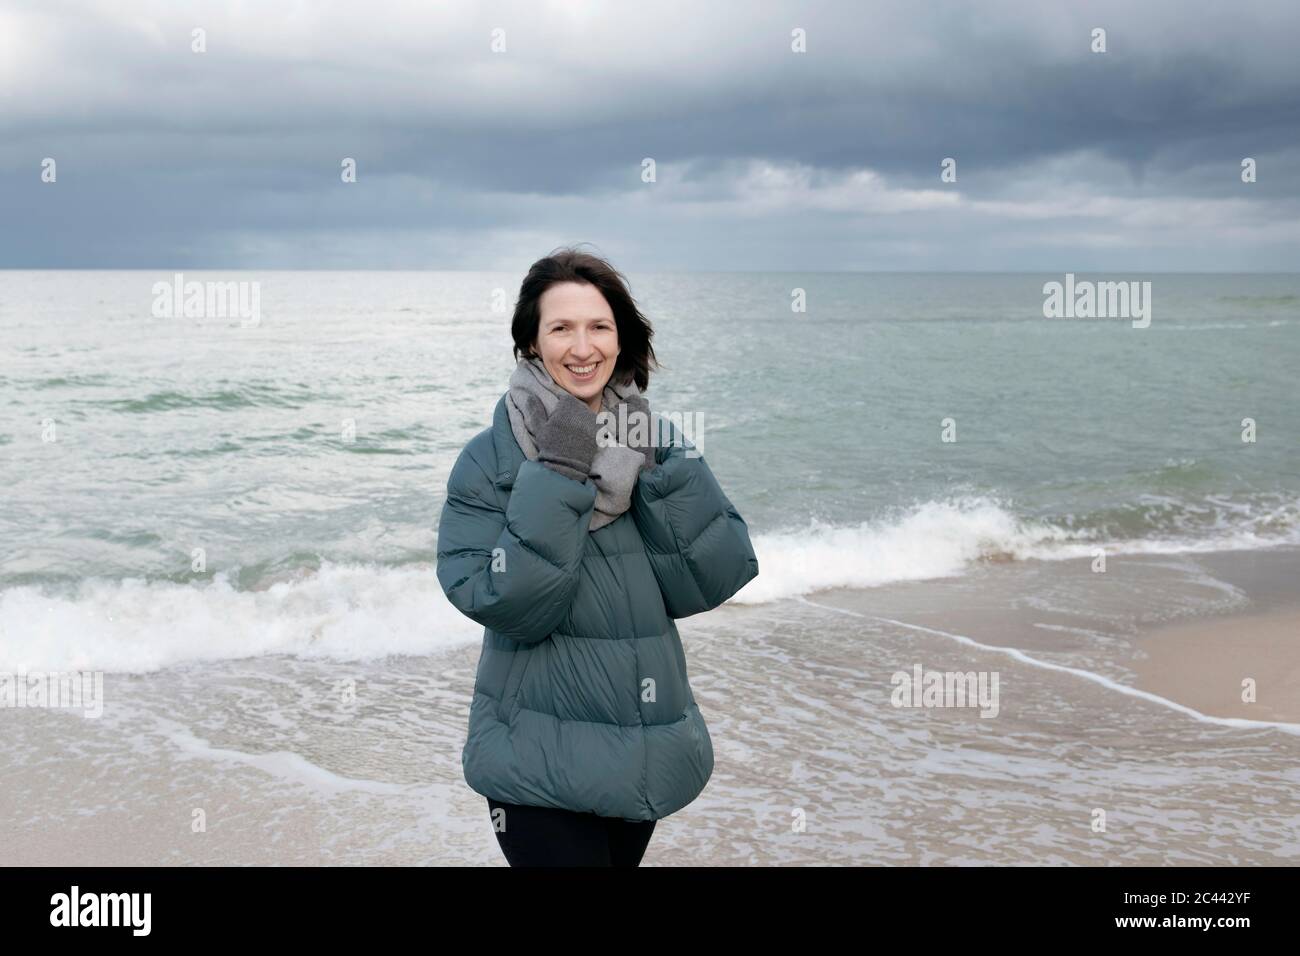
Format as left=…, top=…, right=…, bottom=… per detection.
left=2, top=0, right=1298, bottom=269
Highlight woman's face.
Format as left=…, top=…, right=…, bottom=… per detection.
left=533, top=281, right=620, bottom=411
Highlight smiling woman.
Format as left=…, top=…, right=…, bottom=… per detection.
left=528, top=282, right=620, bottom=410
left=435, top=245, right=760, bottom=867
left=511, top=249, right=660, bottom=408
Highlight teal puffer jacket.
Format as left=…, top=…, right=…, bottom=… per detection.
left=437, top=393, right=759, bottom=822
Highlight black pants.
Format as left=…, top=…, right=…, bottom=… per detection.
left=487, top=797, right=656, bottom=867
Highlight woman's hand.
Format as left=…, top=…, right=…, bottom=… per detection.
left=524, top=392, right=599, bottom=483
left=623, top=393, right=657, bottom=472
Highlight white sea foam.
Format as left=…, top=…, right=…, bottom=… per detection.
left=731, top=496, right=1300, bottom=604
left=3, top=497, right=1297, bottom=672
left=795, top=595, right=1300, bottom=737
left=0, top=562, right=482, bottom=673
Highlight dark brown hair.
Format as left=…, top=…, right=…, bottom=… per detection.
left=511, top=244, right=660, bottom=392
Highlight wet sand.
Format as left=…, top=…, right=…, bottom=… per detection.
left=1132, top=608, right=1300, bottom=724
left=3, top=547, right=1299, bottom=865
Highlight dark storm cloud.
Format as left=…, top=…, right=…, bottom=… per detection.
left=1, top=0, right=1297, bottom=269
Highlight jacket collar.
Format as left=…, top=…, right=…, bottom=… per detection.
left=491, top=392, right=526, bottom=490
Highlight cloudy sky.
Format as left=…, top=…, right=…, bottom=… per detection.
left=2, top=0, right=1298, bottom=271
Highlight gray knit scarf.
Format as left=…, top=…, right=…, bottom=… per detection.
left=504, top=355, right=651, bottom=531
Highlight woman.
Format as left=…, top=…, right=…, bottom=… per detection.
left=436, top=247, right=759, bottom=866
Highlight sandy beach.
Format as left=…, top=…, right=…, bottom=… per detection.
left=3, top=545, right=1298, bottom=866
left=1133, top=608, right=1300, bottom=724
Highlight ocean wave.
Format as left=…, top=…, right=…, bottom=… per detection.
left=3, top=496, right=1298, bottom=672
left=84, top=384, right=319, bottom=413
left=26, top=373, right=117, bottom=390
left=0, top=562, right=483, bottom=674
left=1215, top=294, right=1300, bottom=307
left=1156, top=321, right=1291, bottom=331
left=731, top=496, right=1300, bottom=604
left=734, top=498, right=1081, bottom=603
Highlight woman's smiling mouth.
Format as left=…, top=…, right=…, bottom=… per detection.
left=566, top=362, right=599, bottom=381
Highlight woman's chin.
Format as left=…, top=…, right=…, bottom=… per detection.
left=563, top=377, right=610, bottom=400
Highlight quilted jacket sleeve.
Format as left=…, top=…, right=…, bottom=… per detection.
left=436, top=443, right=597, bottom=645
left=630, top=423, right=760, bottom=619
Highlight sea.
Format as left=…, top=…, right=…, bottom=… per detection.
left=2, top=270, right=1297, bottom=864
